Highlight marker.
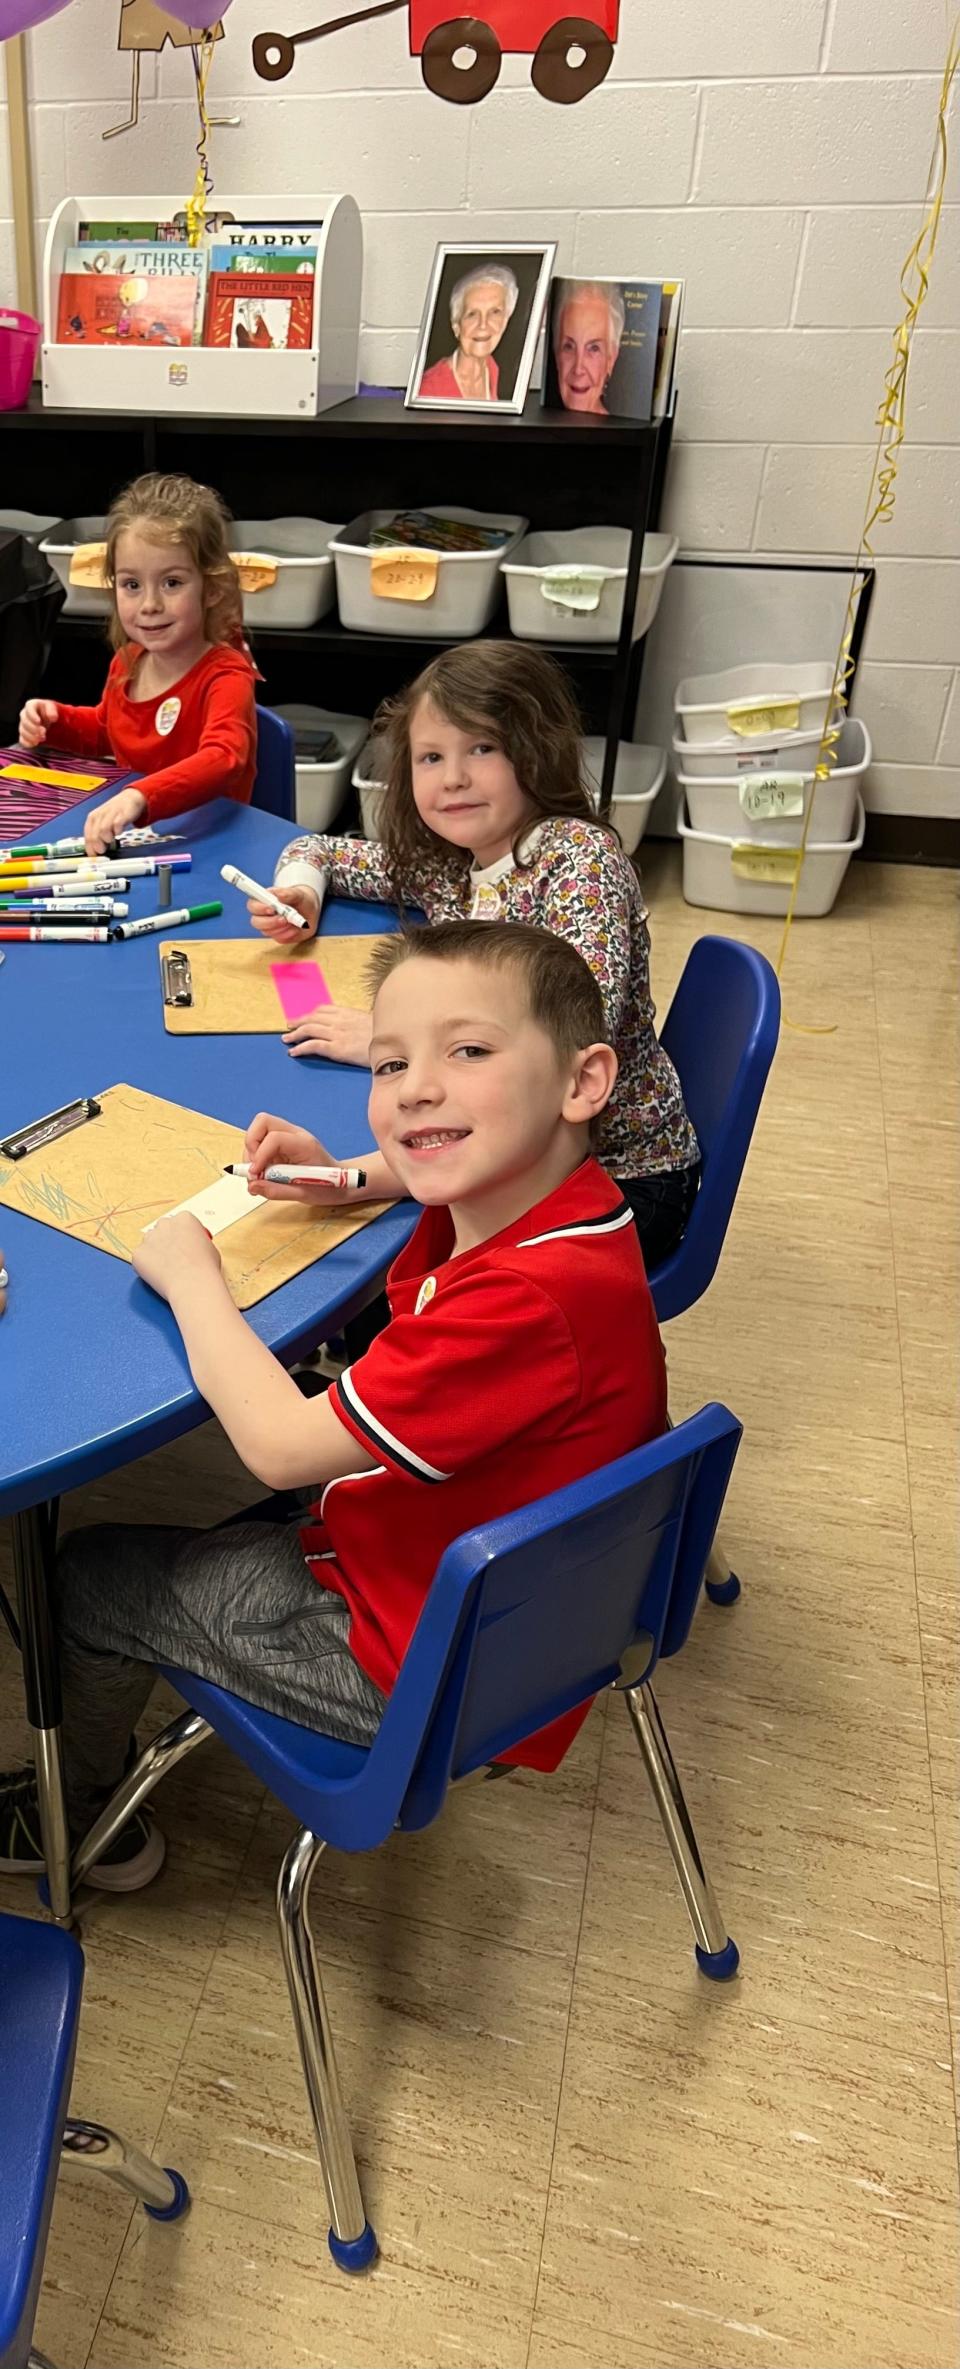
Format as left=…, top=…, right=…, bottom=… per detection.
left=224, top=1161, right=367, bottom=1190
left=0, top=1267, right=8, bottom=1288
left=109, top=901, right=222, bottom=940
left=0, top=926, right=112, bottom=943
left=0, top=897, right=128, bottom=916
left=220, top=864, right=309, bottom=930
left=0, top=854, right=190, bottom=880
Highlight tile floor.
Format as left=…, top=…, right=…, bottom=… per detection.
left=1, top=847, right=957, bottom=2369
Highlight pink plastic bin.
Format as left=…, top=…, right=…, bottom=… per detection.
left=0, top=308, right=41, bottom=410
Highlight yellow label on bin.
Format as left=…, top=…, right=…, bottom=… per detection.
left=725, top=697, right=801, bottom=738
left=370, top=549, right=439, bottom=603
left=739, top=773, right=806, bottom=820
left=731, top=842, right=803, bottom=884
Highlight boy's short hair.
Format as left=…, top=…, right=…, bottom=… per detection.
left=366, top=919, right=608, bottom=1062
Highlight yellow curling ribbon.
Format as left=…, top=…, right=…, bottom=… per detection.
left=185, top=29, right=218, bottom=249
left=776, top=15, right=959, bottom=1034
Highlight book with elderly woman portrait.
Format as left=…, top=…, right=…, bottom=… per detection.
left=406, top=242, right=557, bottom=415
left=543, top=276, right=670, bottom=421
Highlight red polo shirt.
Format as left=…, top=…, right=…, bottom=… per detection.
left=52, top=642, right=257, bottom=822
left=303, top=1158, right=667, bottom=1771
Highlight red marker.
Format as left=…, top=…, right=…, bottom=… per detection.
left=0, top=925, right=111, bottom=943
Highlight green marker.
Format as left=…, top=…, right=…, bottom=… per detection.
left=109, top=901, right=222, bottom=941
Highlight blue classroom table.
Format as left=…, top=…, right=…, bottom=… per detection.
left=0, top=792, right=415, bottom=1920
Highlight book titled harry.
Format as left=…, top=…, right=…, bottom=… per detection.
left=203, top=271, right=314, bottom=351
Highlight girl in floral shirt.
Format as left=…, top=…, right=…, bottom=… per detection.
left=251, top=642, right=699, bottom=1264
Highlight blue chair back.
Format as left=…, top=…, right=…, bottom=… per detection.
left=649, top=936, right=780, bottom=1323
left=0, top=1915, right=82, bottom=2369
left=252, top=704, right=296, bottom=823
left=165, top=1402, right=741, bottom=1857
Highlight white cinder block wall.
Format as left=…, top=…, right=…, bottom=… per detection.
left=1, top=0, right=957, bottom=820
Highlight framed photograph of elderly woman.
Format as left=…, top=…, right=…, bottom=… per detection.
left=543, top=276, right=661, bottom=421
left=406, top=242, right=557, bottom=415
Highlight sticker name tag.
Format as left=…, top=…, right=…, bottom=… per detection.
left=725, top=697, right=802, bottom=738
left=731, top=842, right=803, bottom=883
left=370, top=549, right=439, bottom=604
left=739, top=773, right=806, bottom=820
left=540, top=566, right=608, bottom=614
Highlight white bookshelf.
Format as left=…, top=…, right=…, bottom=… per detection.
left=41, top=192, right=362, bottom=420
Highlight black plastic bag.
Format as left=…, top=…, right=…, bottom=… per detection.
left=0, top=528, right=66, bottom=743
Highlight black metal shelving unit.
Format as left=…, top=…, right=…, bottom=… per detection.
left=1, top=390, right=675, bottom=808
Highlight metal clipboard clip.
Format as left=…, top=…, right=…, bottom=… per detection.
left=0, top=1095, right=102, bottom=1161
left=161, top=948, right=193, bottom=1008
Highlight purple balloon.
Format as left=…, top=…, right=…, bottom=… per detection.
left=0, top=0, right=71, bottom=34
left=0, top=0, right=233, bottom=28
left=145, top=0, right=234, bottom=18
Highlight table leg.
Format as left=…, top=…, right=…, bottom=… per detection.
left=11, top=1505, right=72, bottom=1924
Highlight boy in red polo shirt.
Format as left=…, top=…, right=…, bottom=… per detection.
left=0, top=921, right=667, bottom=1890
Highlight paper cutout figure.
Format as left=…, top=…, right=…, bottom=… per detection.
left=252, top=0, right=618, bottom=104
left=105, top=1, right=238, bottom=140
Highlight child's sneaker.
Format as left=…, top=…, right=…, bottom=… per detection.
left=0, top=1767, right=165, bottom=1892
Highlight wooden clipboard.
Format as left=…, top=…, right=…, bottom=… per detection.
left=160, top=935, right=391, bottom=1035
left=0, top=1083, right=389, bottom=1311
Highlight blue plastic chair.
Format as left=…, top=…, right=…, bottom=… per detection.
left=647, top=936, right=780, bottom=1606
left=252, top=704, right=296, bottom=823
left=0, top=1913, right=188, bottom=2369
left=71, top=1403, right=742, bottom=2275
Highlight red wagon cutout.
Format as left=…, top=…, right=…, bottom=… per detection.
left=253, top=0, right=619, bottom=103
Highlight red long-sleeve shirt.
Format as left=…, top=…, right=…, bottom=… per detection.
left=52, top=643, right=258, bottom=823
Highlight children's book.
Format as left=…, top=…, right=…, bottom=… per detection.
left=65, top=242, right=206, bottom=279
left=209, top=244, right=316, bottom=278
left=57, top=271, right=198, bottom=347
left=203, top=271, right=314, bottom=351
left=367, top=510, right=513, bottom=553
left=218, top=221, right=323, bottom=252
left=79, top=218, right=166, bottom=242
left=652, top=279, right=684, bottom=417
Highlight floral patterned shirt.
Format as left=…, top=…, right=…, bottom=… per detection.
left=275, top=817, right=699, bottom=1180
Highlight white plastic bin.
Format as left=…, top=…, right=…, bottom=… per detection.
left=672, top=716, right=837, bottom=779
left=274, top=704, right=368, bottom=832
left=678, top=719, right=871, bottom=846
left=675, top=662, right=837, bottom=749
left=0, top=509, right=60, bottom=541
left=353, top=735, right=389, bottom=839
left=503, top=528, right=677, bottom=645
left=228, top=519, right=340, bottom=629
left=331, top=508, right=527, bottom=639
left=583, top=739, right=666, bottom=853
left=678, top=792, right=865, bottom=918
left=39, top=516, right=109, bottom=614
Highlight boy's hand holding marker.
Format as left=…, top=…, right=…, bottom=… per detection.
left=241, top=1113, right=397, bottom=1206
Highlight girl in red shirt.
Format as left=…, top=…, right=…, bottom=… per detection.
left=19, top=471, right=258, bottom=855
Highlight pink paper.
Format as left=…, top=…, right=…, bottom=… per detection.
left=271, top=960, right=331, bottom=1023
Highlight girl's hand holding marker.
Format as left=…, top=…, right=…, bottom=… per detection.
left=220, top=864, right=312, bottom=934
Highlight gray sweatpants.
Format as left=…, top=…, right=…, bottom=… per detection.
left=55, top=1509, right=388, bottom=1833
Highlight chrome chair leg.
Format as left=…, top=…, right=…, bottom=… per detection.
left=70, top=1710, right=212, bottom=1888
left=28, top=2348, right=58, bottom=2367
left=61, top=2120, right=189, bottom=2220
left=276, top=1826, right=378, bottom=2273
left=623, top=1680, right=740, bottom=1980
left=704, top=1538, right=742, bottom=1606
